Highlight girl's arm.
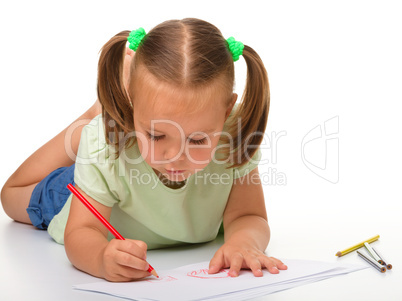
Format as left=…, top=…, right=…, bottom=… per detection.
left=64, top=185, right=151, bottom=281
left=208, top=168, right=287, bottom=277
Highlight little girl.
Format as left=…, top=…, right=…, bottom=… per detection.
left=1, top=18, right=287, bottom=281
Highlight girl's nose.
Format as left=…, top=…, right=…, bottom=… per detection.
left=163, top=142, right=185, bottom=162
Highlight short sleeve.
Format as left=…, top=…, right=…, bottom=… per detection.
left=232, top=148, right=261, bottom=179
left=74, top=115, right=119, bottom=207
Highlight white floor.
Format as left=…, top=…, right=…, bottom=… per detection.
left=1, top=206, right=401, bottom=301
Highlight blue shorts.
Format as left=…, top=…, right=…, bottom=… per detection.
left=26, top=164, right=75, bottom=230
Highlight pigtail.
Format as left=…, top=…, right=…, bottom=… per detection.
left=227, top=45, right=270, bottom=168
left=97, top=30, right=134, bottom=155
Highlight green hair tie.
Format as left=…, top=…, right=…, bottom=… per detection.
left=226, top=37, right=244, bottom=62
left=128, top=27, right=146, bottom=51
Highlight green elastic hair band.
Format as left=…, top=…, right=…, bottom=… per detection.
left=128, top=27, right=243, bottom=62
left=128, top=27, right=146, bottom=51
left=226, top=37, right=244, bottom=62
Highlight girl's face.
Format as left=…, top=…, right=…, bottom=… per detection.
left=132, top=74, right=235, bottom=184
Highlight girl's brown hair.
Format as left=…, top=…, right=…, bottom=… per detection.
left=97, top=18, right=269, bottom=168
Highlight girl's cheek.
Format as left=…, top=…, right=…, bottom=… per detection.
left=145, top=144, right=165, bottom=165
left=136, top=139, right=157, bottom=163
left=186, top=138, right=221, bottom=166
left=185, top=148, right=213, bottom=166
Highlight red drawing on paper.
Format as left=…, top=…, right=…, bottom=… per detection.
left=187, top=268, right=230, bottom=279
left=146, top=276, right=178, bottom=283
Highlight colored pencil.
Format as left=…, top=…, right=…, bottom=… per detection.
left=372, top=247, right=393, bottom=270
left=364, top=242, right=383, bottom=264
left=357, top=250, right=386, bottom=273
left=335, top=235, right=380, bottom=257
left=67, top=183, right=159, bottom=278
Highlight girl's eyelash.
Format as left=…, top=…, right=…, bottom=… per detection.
left=147, top=133, right=164, bottom=141
left=146, top=132, right=207, bottom=145
left=189, top=138, right=207, bottom=145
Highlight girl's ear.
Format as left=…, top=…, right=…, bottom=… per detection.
left=225, top=93, right=238, bottom=120
left=126, top=47, right=135, bottom=57
left=123, top=48, right=135, bottom=94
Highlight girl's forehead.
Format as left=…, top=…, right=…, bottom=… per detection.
left=131, top=81, right=230, bottom=135
left=131, top=70, right=230, bottom=119
left=134, top=91, right=226, bottom=133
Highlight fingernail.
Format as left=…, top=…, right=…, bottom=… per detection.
left=230, top=271, right=238, bottom=277
left=208, top=265, right=218, bottom=273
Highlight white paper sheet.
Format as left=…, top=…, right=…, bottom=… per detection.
left=74, top=259, right=367, bottom=301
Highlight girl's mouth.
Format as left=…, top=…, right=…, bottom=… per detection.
left=165, top=169, right=185, bottom=175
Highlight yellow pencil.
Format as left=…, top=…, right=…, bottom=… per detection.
left=335, top=235, right=380, bottom=257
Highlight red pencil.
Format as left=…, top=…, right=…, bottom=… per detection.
left=67, top=183, right=159, bottom=278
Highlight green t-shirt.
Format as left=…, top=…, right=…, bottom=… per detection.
left=48, top=114, right=261, bottom=249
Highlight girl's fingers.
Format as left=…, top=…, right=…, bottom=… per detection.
left=209, top=245, right=287, bottom=277
left=243, top=255, right=287, bottom=275
left=246, top=256, right=263, bottom=277
left=117, top=239, right=148, bottom=260
left=109, top=239, right=150, bottom=271
left=208, top=250, right=224, bottom=274
left=115, top=251, right=149, bottom=271
left=264, top=256, right=288, bottom=270
left=228, top=252, right=244, bottom=277
left=272, top=257, right=288, bottom=270
left=261, top=256, right=288, bottom=274
left=265, top=260, right=280, bottom=274
left=117, top=266, right=151, bottom=280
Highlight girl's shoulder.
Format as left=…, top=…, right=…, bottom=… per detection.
left=76, top=114, right=109, bottom=164
left=83, top=113, right=105, bottom=140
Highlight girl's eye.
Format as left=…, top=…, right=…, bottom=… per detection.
left=147, top=132, right=206, bottom=145
left=188, top=138, right=207, bottom=145
left=147, top=133, right=165, bottom=141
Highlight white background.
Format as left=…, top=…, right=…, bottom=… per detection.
left=0, top=1, right=401, bottom=300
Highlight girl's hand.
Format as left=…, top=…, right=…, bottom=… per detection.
left=208, top=241, right=287, bottom=277
left=100, top=238, right=151, bottom=282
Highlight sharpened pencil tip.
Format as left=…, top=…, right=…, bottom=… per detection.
left=151, top=269, right=159, bottom=278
